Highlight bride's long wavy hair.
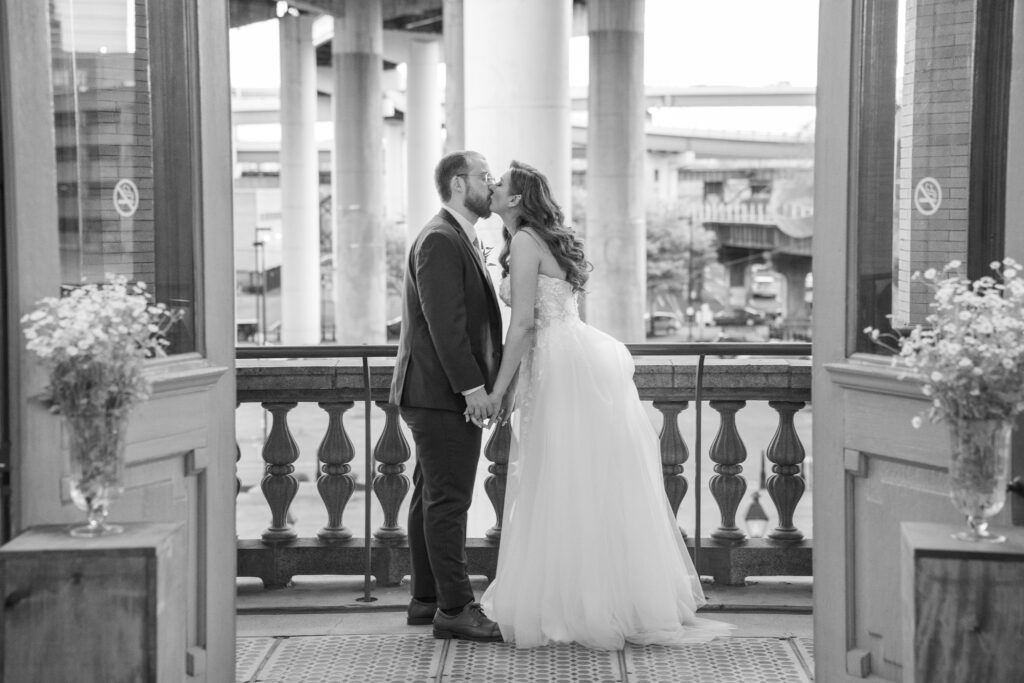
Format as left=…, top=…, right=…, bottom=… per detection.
left=497, top=160, right=592, bottom=292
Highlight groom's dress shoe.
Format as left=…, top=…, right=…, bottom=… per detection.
left=407, top=598, right=437, bottom=626
left=433, top=602, right=503, bottom=642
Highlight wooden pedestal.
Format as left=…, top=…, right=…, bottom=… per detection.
left=0, top=522, right=185, bottom=682
left=901, top=521, right=1024, bottom=683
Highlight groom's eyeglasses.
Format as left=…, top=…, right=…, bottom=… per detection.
left=457, top=172, right=496, bottom=185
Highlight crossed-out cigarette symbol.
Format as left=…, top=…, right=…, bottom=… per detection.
left=914, top=177, right=942, bottom=216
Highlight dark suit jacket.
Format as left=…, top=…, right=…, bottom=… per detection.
left=389, top=209, right=503, bottom=413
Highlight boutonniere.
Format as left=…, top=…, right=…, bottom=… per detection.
left=481, top=244, right=495, bottom=268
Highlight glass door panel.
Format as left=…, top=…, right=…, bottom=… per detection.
left=853, top=0, right=1013, bottom=353
left=49, top=0, right=196, bottom=353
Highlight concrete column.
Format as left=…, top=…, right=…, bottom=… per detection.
left=773, top=253, right=812, bottom=320
left=586, top=0, right=645, bottom=342
left=406, top=37, right=442, bottom=234
left=463, top=0, right=572, bottom=250
left=333, top=0, right=386, bottom=343
left=279, top=13, right=321, bottom=344
left=442, top=0, right=464, bottom=153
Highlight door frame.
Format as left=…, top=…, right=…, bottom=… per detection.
left=0, top=2, right=237, bottom=680
left=0, top=0, right=10, bottom=544
left=814, top=1, right=1024, bottom=680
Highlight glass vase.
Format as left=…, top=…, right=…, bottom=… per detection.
left=65, top=408, right=129, bottom=537
left=947, top=418, right=1012, bottom=543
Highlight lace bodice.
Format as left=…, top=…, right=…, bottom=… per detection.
left=499, top=273, right=579, bottom=328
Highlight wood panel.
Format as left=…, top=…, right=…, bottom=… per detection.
left=843, top=390, right=948, bottom=469
left=901, top=523, right=1024, bottom=683
left=811, top=0, right=856, bottom=679
left=852, top=457, right=956, bottom=680
left=0, top=523, right=185, bottom=682
left=194, top=0, right=239, bottom=678
left=0, top=5, right=8, bottom=543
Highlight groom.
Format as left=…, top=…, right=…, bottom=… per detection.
left=390, top=151, right=504, bottom=642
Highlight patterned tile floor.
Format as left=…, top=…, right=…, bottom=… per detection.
left=235, top=577, right=814, bottom=682
left=236, top=629, right=814, bottom=682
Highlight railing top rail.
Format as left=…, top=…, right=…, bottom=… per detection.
left=626, top=342, right=811, bottom=357
left=235, top=341, right=811, bottom=361
left=236, top=345, right=398, bottom=360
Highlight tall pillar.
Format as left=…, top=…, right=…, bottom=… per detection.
left=773, top=253, right=812, bottom=321
left=463, top=0, right=571, bottom=250
left=406, top=38, right=442, bottom=234
left=586, top=0, right=645, bottom=342
left=333, top=0, right=386, bottom=343
left=279, top=13, right=321, bottom=344
left=442, top=0, right=464, bottom=153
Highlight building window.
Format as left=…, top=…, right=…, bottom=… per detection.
left=49, top=0, right=197, bottom=354
left=703, top=181, right=724, bottom=202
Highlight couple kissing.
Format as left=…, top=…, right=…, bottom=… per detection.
left=390, top=151, right=733, bottom=649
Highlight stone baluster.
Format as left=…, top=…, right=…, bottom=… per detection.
left=765, top=401, right=807, bottom=541
left=235, top=440, right=242, bottom=498
left=235, top=402, right=242, bottom=498
left=372, top=401, right=411, bottom=540
left=708, top=400, right=748, bottom=542
left=483, top=421, right=513, bottom=541
left=260, top=402, right=300, bottom=542
left=652, top=401, right=690, bottom=520
left=316, top=401, right=356, bottom=540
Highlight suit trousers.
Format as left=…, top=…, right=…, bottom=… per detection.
left=400, top=406, right=483, bottom=610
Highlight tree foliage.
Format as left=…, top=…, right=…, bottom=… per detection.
left=646, top=207, right=718, bottom=308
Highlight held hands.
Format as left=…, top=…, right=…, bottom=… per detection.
left=463, top=388, right=510, bottom=428
left=463, top=387, right=494, bottom=428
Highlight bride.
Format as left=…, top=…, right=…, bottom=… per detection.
left=478, top=160, right=734, bottom=650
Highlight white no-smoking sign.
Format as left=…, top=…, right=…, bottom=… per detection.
left=113, top=178, right=139, bottom=218
left=914, top=177, right=942, bottom=216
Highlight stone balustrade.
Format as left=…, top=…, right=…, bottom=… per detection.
left=235, top=344, right=812, bottom=589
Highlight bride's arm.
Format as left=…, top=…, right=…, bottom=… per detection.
left=496, top=367, right=519, bottom=424
left=489, top=231, right=540, bottom=401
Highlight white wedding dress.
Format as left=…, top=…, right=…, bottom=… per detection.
left=480, top=273, right=734, bottom=650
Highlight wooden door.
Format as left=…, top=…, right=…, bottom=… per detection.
left=814, top=0, right=1024, bottom=680
left=0, top=52, right=9, bottom=544
left=0, top=1, right=236, bottom=680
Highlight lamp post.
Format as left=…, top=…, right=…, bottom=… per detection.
left=254, top=226, right=272, bottom=345
left=745, top=449, right=770, bottom=538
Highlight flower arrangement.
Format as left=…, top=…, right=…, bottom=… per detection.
left=21, top=274, right=179, bottom=536
left=865, top=258, right=1024, bottom=428
left=22, top=274, right=179, bottom=416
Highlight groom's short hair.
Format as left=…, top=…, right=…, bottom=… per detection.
left=435, top=151, right=481, bottom=202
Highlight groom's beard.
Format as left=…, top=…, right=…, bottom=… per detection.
left=465, top=189, right=492, bottom=220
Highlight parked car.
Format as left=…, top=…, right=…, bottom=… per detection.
left=713, top=307, right=769, bottom=327
left=751, top=274, right=780, bottom=299
left=644, top=311, right=682, bottom=337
